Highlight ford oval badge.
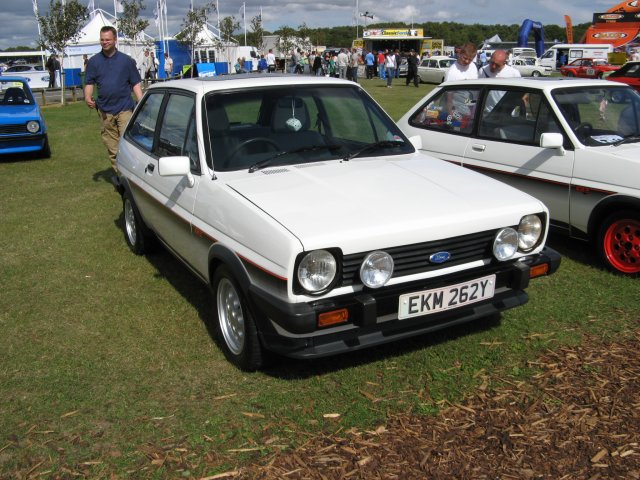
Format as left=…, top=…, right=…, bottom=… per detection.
left=429, top=251, right=451, bottom=264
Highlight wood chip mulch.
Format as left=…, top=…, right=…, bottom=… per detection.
left=235, top=331, right=640, bottom=480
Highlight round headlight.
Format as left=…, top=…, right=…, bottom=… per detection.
left=297, top=250, right=336, bottom=293
left=518, top=214, right=543, bottom=251
left=27, top=121, right=40, bottom=133
left=360, top=251, right=394, bottom=288
left=493, top=227, right=519, bottom=261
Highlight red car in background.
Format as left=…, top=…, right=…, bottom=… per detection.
left=560, top=58, right=620, bottom=79
left=607, top=61, right=640, bottom=92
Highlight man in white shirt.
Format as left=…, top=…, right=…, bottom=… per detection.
left=266, top=49, right=276, bottom=72
left=444, top=42, right=479, bottom=81
left=479, top=50, right=521, bottom=78
left=479, top=50, right=522, bottom=113
left=337, top=48, right=349, bottom=79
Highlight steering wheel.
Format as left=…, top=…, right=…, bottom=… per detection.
left=574, top=122, right=593, bottom=141
left=226, top=137, right=281, bottom=166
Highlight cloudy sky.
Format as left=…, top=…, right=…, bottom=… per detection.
left=0, top=0, right=616, bottom=50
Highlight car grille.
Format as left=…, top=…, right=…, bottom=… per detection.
left=0, top=124, right=29, bottom=135
left=341, top=229, right=499, bottom=287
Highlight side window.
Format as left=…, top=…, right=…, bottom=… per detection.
left=428, top=60, right=437, bottom=68
left=157, top=93, right=196, bottom=160
left=409, top=88, right=480, bottom=134
left=478, top=90, right=543, bottom=144
left=534, top=100, right=564, bottom=143
left=127, top=92, right=164, bottom=152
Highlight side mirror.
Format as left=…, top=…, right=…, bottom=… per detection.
left=158, top=156, right=195, bottom=187
left=408, top=135, right=423, bottom=150
left=540, top=132, right=565, bottom=156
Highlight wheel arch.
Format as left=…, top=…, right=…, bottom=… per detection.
left=588, top=194, right=640, bottom=241
left=208, top=244, right=252, bottom=294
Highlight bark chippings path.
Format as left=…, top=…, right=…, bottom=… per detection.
left=238, top=331, right=640, bottom=479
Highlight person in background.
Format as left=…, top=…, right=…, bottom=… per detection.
left=312, top=54, right=323, bottom=76
left=394, top=49, right=402, bottom=78
left=364, top=49, right=375, bottom=79
left=46, top=54, right=59, bottom=88
left=385, top=50, right=396, bottom=88
left=337, top=48, right=349, bottom=79
left=405, top=49, right=419, bottom=87
left=478, top=50, right=520, bottom=78
left=444, top=42, right=478, bottom=81
left=350, top=48, right=360, bottom=83
left=84, top=26, right=143, bottom=173
left=163, top=52, right=173, bottom=78
left=377, top=50, right=386, bottom=80
left=266, top=49, right=276, bottom=72
left=258, top=54, right=268, bottom=73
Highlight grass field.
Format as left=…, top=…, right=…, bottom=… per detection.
left=1, top=78, right=638, bottom=478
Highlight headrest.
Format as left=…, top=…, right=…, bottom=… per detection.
left=207, top=104, right=229, bottom=133
left=4, top=87, right=26, bottom=104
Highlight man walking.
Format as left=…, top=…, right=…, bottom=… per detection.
left=405, top=49, right=419, bottom=87
left=84, top=26, right=143, bottom=173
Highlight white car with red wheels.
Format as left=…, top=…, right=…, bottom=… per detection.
left=397, top=77, right=640, bottom=276
left=115, top=74, right=560, bottom=370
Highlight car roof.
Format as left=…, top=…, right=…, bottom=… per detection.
left=0, top=76, right=31, bottom=85
left=440, top=77, right=624, bottom=90
left=147, top=73, right=356, bottom=95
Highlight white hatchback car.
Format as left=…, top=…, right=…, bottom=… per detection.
left=398, top=77, right=640, bottom=276
left=510, top=57, right=552, bottom=77
left=116, top=75, right=559, bottom=370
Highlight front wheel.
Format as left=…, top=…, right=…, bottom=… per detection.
left=597, top=210, right=640, bottom=276
left=532, top=70, right=541, bottom=77
left=213, top=266, right=263, bottom=370
left=566, top=71, right=574, bottom=77
left=123, top=190, right=150, bottom=255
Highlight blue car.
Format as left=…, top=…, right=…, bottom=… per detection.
left=0, top=76, right=50, bottom=158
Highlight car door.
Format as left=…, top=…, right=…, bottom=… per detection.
left=461, top=87, right=575, bottom=230
left=124, top=90, right=202, bottom=267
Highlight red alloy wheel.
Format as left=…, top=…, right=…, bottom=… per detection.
left=602, top=217, right=640, bottom=274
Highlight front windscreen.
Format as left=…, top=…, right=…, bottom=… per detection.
left=202, top=85, right=414, bottom=171
left=0, top=80, right=34, bottom=106
left=552, top=86, right=640, bottom=145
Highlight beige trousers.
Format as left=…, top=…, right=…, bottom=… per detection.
left=99, top=109, right=133, bottom=171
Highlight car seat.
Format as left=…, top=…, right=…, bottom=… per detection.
left=271, top=96, right=323, bottom=149
left=3, top=87, right=26, bottom=104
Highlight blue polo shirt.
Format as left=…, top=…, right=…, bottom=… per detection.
left=85, top=49, right=141, bottom=114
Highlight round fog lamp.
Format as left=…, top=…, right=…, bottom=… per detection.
left=493, top=227, right=519, bottom=261
left=360, top=251, right=394, bottom=288
left=518, top=214, right=542, bottom=250
left=297, top=250, right=336, bottom=293
left=26, top=121, right=40, bottom=133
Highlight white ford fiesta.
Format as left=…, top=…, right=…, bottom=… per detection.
left=115, top=74, right=560, bottom=370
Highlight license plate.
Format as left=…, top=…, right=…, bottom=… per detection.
left=398, top=274, right=496, bottom=320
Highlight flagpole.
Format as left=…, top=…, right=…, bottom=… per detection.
left=244, top=3, right=247, bottom=46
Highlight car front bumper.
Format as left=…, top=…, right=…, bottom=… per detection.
left=249, top=247, right=561, bottom=359
left=0, top=133, right=47, bottom=155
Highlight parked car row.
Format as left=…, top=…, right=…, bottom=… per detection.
left=398, top=77, right=640, bottom=278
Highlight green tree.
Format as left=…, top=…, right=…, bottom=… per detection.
left=117, top=0, right=150, bottom=66
left=37, top=0, right=88, bottom=104
left=276, top=26, right=296, bottom=65
left=297, top=22, right=313, bottom=51
left=248, top=14, right=265, bottom=51
left=175, top=2, right=215, bottom=76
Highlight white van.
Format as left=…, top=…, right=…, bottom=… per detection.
left=539, top=43, right=613, bottom=70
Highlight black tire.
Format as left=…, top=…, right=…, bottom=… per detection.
left=596, top=210, right=640, bottom=276
left=40, top=135, right=51, bottom=159
left=566, top=72, right=574, bottom=77
left=212, top=266, right=263, bottom=371
left=532, top=70, right=541, bottom=77
left=122, top=190, right=150, bottom=255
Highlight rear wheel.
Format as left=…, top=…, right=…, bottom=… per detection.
left=213, top=266, right=263, bottom=370
left=532, top=70, right=541, bottom=77
left=566, top=71, right=574, bottom=77
left=597, top=210, right=640, bottom=276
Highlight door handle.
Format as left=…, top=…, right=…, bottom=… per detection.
left=471, top=144, right=486, bottom=152
left=145, top=163, right=155, bottom=173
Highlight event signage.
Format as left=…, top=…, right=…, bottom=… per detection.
left=363, top=29, right=424, bottom=37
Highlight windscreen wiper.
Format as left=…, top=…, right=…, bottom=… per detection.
left=248, top=144, right=343, bottom=173
left=342, top=140, right=404, bottom=162
left=613, top=135, right=640, bottom=147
